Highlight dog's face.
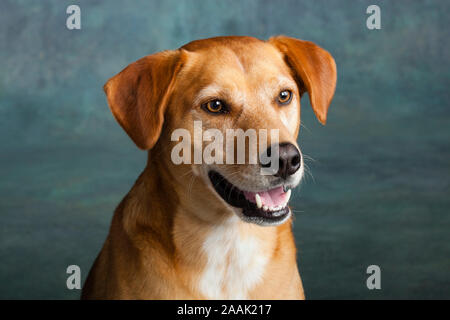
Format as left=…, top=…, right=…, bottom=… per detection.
left=104, top=36, right=336, bottom=226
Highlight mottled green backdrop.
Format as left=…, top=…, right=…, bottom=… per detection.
left=0, top=0, right=449, bottom=299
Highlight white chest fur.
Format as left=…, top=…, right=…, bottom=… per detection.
left=197, top=217, right=269, bottom=299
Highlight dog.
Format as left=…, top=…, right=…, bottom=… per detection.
left=81, top=36, right=336, bottom=299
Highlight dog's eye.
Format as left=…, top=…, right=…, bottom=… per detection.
left=277, top=90, right=292, bottom=105
left=202, top=99, right=227, bottom=114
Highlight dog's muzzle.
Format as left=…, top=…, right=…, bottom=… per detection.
left=207, top=142, right=301, bottom=225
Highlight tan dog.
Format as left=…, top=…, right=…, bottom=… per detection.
left=81, top=36, right=336, bottom=300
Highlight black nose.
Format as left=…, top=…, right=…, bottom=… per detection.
left=262, top=143, right=301, bottom=179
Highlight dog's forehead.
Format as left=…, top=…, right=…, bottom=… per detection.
left=180, top=37, right=292, bottom=90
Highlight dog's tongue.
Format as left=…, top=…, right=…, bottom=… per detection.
left=244, top=186, right=287, bottom=207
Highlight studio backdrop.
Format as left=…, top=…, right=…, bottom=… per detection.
left=0, top=0, right=449, bottom=299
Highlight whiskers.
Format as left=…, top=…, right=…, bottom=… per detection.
left=223, top=170, right=243, bottom=202
left=179, top=168, right=197, bottom=199
left=290, top=208, right=304, bottom=214
left=187, top=173, right=197, bottom=199
left=300, top=122, right=312, bottom=134
left=301, top=153, right=316, bottom=184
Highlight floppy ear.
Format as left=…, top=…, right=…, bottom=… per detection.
left=269, top=36, right=337, bottom=125
left=104, top=50, right=184, bottom=149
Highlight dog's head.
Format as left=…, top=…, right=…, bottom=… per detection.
left=104, top=36, right=336, bottom=226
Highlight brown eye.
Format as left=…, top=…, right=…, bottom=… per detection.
left=278, top=90, right=292, bottom=105
left=203, top=99, right=227, bottom=114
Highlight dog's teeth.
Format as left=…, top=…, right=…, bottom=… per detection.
left=255, top=194, right=262, bottom=209
left=285, top=189, right=291, bottom=204
left=282, top=189, right=291, bottom=208
left=263, top=205, right=268, bottom=211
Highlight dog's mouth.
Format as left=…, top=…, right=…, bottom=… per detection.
left=208, top=170, right=291, bottom=224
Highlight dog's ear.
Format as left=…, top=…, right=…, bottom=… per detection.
left=104, top=50, right=184, bottom=149
left=269, top=36, right=337, bottom=125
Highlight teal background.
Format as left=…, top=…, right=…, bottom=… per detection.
left=0, top=0, right=449, bottom=299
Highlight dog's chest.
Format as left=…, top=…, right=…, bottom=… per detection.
left=197, top=222, right=269, bottom=299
